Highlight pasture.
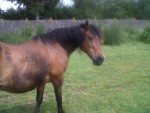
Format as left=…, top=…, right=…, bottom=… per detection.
left=0, top=42, right=149, bottom=113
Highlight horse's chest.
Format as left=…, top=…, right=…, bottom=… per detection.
left=50, top=56, right=68, bottom=76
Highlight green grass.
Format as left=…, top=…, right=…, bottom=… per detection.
left=0, top=42, right=150, bottom=113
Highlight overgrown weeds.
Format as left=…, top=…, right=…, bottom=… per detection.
left=101, top=23, right=140, bottom=45
left=102, top=23, right=124, bottom=45
left=0, top=25, right=44, bottom=44
left=0, top=23, right=149, bottom=45
left=139, top=25, right=150, bottom=43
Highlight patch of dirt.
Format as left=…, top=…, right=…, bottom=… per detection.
left=73, top=87, right=89, bottom=95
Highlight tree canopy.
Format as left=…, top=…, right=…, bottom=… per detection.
left=6, top=0, right=60, bottom=20
left=1, top=0, right=150, bottom=20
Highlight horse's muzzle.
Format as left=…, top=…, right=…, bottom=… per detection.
left=93, top=56, right=104, bottom=66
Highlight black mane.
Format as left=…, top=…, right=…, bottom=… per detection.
left=90, top=25, right=101, bottom=38
left=33, top=23, right=101, bottom=49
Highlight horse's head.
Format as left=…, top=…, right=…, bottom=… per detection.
left=80, top=21, right=105, bottom=66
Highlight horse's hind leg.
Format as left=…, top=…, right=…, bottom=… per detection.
left=35, top=84, right=45, bottom=113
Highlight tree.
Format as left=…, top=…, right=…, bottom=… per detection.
left=136, top=0, right=150, bottom=19
left=0, top=8, right=4, bottom=18
left=74, top=0, right=102, bottom=18
left=7, top=0, right=60, bottom=20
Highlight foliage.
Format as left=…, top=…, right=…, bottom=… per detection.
left=1, top=6, right=77, bottom=20
left=100, top=22, right=141, bottom=45
left=74, top=0, right=102, bottom=18
left=140, top=25, right=150, bottom=43
left=0, top=24, right=145, bottom=45
left=136, top=0, right=150, bottom=19
left=100, top=0, right=126, bottom=18
left=1, top=0, right=150, bottom=19
left=123, top=26, right=140, bottom=42
left=73, top=0, right=150, bottom=19
left=2, top=7, right=35, bottom=20
left=42, top=6, right=77, bottom=19
left=102, top=22, right=124, bottom=45
left=0, top=25, right=44, bottom=44
left=6, top=0, right=60, bottom=20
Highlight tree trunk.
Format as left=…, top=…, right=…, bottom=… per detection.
left=36, top=11, right=40, bottom=20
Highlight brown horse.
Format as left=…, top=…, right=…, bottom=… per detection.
left=0, top=21, right=104, bottom=113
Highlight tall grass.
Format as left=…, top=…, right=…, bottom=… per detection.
left=0, top=23, right=147, bottom=45
left=102, top=23, right=123, bottom=45
left=0, top=25, right=45, bottom=44
left=123, top=26, right=140, bottom=42
left=101, top=23, right=140, bottom=45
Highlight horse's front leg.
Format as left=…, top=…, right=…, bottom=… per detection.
left=35, top=84, right=45, bottom=113
left=52, top=76, right=64, bottom=113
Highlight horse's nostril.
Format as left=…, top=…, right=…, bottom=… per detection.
left=97, top=56, right=104, bottom=62
left=93, top=56, right=104, bottom=66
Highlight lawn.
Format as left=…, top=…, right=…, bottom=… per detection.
left=0, top=42, right=150, bottom=113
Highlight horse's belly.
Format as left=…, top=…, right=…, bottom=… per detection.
left=15, top=80, right=38, bottom=93
left=0, top=77, right=37, bottom=93
left=0, top=72, right=51, bottom=93
left=0, top=84, right=37, bottom=93
left=0, top=69, right=15, bottom=92
left=11, top=74, right=51, bottom=93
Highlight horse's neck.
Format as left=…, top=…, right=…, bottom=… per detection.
left=64, top=45, right=77, bottom=56
left=55, top=40, right=78, bottom=56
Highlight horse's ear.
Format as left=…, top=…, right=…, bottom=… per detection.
left=84, top=20, right=90, bottom=30
left=80, top=20, right=90, bottom=31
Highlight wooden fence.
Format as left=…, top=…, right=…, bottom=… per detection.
left=0, top=19, right=150, bottom=31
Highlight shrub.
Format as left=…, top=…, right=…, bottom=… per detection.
left=139, top=25, right=150, bottom=43
left=102, top=23, right=123, bottom=45
left=0, top=31, right=21, bottom=44
left=123, top=26, right=140, bottom=42
left=21, top=26, right=36, bottom=38
left=36, top=25, right=45, bottom=35
left=21, top=25, right=44, bottom=40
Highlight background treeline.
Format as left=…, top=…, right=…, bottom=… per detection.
left=0, top=0, right=150, bottom=20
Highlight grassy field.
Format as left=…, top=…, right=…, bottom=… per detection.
left=0, top=42, right=150, bottom=113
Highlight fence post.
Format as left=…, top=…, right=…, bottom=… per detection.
left=72, top=17, right=76, bottom=23
left=49, top=17, right=53, bottom=23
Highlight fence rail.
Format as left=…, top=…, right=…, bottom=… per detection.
left=0, top=19, right=150, bottom=31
